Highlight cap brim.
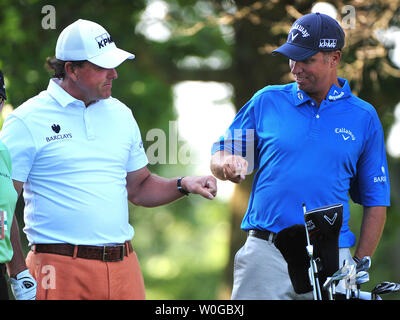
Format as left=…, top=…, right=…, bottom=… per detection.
left=88, top=48, right=135, bottom=69
left=272, top=42, right=318, bottom=61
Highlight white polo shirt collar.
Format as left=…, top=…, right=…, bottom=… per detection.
left=47, top=78, right=87, bottom=108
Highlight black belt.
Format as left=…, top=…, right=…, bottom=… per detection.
left=247, top=229, right=277, bottom=242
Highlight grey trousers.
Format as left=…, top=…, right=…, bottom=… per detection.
left=231, top=234, right=354, bottom=300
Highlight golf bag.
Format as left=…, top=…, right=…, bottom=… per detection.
left=275, top=204, right=343, bottom=296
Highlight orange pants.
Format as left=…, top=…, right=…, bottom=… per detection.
left=26, top=246, right=146, bottom=300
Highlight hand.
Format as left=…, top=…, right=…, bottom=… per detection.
left=10, top=269, right=37, bottom=300
left=181, top=176, right=217, bottom=200
left=221, top=155, right=248, bottom=183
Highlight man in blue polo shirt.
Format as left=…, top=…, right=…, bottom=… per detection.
left=210, top=12, right=390, bottom=299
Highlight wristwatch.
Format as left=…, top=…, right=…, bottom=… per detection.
left=177, top=177, right=190, bottom=196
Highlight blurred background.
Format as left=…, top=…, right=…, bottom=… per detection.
left=0, top=0, right=399, bottom=299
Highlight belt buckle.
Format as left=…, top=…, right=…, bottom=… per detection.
left=102, top=244, right=125, bottom=262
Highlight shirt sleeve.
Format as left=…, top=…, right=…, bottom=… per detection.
left=0, top=143, right=12, bottom=174
left=211, top=97, right=258, bottom=170
left=0, top=115, right=37, bottom=183
left=125, top=112, right=148, bottom=173
left=349, top=111, right=390, bottom=206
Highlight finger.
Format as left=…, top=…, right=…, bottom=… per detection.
left=205, top=178, right=218, bottom=196
left=223, top=161, right=245, bottom=183
left=235, top=160, right=242, bottom=170
left=242, top=159, right=248, bottom=172
left=232, top=172, right=247, bottom=183
left=235, top=161, right=249, bottom=178
left=222, top=167, right=227, bottom=180
left=197, top=187, right=215, bottom=200
left=239, top=160, right=248, bottom=180
left=232, top=165, right=246, bottom=182
left=223, top=164, right=236, bottom=180
left=229, top=175, right=241, bottom=184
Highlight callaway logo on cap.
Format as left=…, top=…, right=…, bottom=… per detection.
left=55, top=19, right=135, bottom=69
left=272, top=12, right=345, bottom=61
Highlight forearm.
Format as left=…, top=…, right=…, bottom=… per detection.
left=129, top=174, right=184, bottom=207
left=7, top=218, right=37, bottom=300
left=354, top=206, right=387, bottom=259
left=6, top=215, right=27, bottom=278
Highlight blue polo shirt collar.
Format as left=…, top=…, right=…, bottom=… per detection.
left=47, top=78, right=86, bottom=108
left=292, top=85, right=312, bottom=106
left=326, top=77, right=351, bottom=102
left=292, top=77, right=351, bottom=106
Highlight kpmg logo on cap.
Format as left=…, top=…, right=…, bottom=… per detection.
left=319, top=38, right=337, bottom=49
left=96, top=33, right=114, bottom=49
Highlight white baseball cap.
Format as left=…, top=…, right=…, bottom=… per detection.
left=56, top=19, right=135, bottom=69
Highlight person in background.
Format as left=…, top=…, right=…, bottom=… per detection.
left=0, top=69, right=37, bottom=300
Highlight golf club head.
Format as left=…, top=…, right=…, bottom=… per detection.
left=323, top=260, right=353, bottom=294
left=356, top=256, right=371, bottom=273
left=371, top=281, right=400, bottom=295
left=355, top=271, right=369, bottom=285
left=325, top=260, right=353, bottom=286
left=323, top=277, right=334, bottom=290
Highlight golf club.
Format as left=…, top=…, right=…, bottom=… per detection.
left=356, top=256, right=371, bottom=273
left=303, top=203, right=322, bottom=300
left=371, top=281, right=400, bottom=300
left=355, top=270, right=370, bottom=299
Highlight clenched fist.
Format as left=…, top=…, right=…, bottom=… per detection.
left=180, top=176, right=217, bottom=200
left=210, top=151, right=248, bottom=184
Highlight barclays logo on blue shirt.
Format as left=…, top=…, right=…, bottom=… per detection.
left=374, top=166, right=387, bottom=183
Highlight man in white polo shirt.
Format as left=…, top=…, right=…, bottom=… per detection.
left=0, top=19, right=217, bottom=300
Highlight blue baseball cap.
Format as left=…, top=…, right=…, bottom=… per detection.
left=273, top=12, right=345, bottom=61
left=0, top=70, right=6, bottom=101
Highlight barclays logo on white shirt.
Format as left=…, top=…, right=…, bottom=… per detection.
left=45, top=124, right=73, bottom=143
